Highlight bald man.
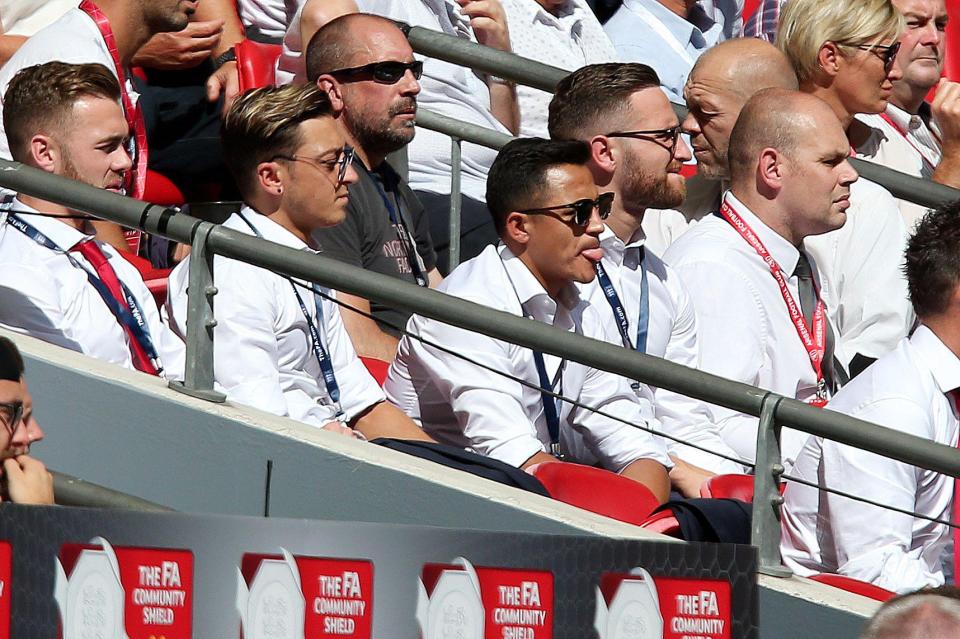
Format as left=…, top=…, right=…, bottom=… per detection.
left=860, top=592, right=960, bottom=638
left=306, top=14, right=442, bottom=360
left=680, top=38, right=913, bottom=380
left=663, top=89, right=858, bottom=468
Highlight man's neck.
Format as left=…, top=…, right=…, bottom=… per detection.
left=605, top=203, right=643, bottom=243
left=88, top=0, right=151, bottom=65
left=15, top=195, right=87, bottom=232
left=731, top=189, right=803, bottom=247
left=658, top=0, right=691, bottom=19
left=265, top=207, right=319, bottom=250
left=890, top=83, right=928, bottom=116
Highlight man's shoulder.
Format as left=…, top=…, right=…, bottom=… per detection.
left=662, top=214, right=738, bottom=266
left=1, top=10, right=106, bottom=79
left=436, top=248, right=511, bottom=308
left=828, top=339, right=930, bottom=417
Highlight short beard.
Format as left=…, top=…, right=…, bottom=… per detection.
left=347, top=99, right=417, bottom=160
left=620, top=151, right=686, bottom=211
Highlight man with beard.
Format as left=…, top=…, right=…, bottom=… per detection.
left=307, top=14, right=442, bottom=360
left=0, top=62, right=185, bottom=378
left=548, top=63, right=747, bottom=494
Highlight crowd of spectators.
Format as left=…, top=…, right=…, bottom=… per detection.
left=0, top=0, right=959, bottom=597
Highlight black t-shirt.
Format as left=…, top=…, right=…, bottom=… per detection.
left=313, top=158, right=437, bottom=335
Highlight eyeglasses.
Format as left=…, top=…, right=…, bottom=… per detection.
left=848, top=41, right=901, bottom=73
left=272, top=146, right=356, bottom=185
left=517, top=192, right=614, bottom=228
left=328, top=60, right=424, bottom=85
left=0, top=401, right=23, bottom=438
left=606, top=125, right=682, bottom=154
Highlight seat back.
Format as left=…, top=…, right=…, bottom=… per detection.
left=526, top=462, right=660, bottom=526
left=638, top=509, right=683, bottom=538
left=360, top=356, right=391, bottom=386
left=808, top=574, right=896, bottom=602
left=700, top=474, right=757, bottom=501
left=236, top=39, right=283, bottom=91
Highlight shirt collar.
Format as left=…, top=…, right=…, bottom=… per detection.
left=228, top=206, right=315, bottom=253
left=497, top=244, right=580, bottom=326
left=723, top=191, right=801, bottom=276
left=884, top=102, right=927, bottom=134
left=4, top=198, right=94, bottom=250
left=910, top=325, right=960, bottom=395
left=514, top=0, right=585, bottom=30
left=599, top=224, right=646, bottom=268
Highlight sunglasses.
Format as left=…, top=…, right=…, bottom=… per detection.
left=849, top=41, right=901, bottom=73
left=606, top=125, right=682, bottom=154
left=0, top=401, right=23, bottom=437
left=272, top=146, right=356, bottom=185
left=329, top=60, right=424, bottom=85
left=517, top=192, right=614, bottom=227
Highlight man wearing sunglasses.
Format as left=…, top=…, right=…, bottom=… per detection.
left=168, top=84, right=432, bottom=442
left=0, top=337, right=53, bottom=505
left=386, top=138, right=672, bottom=503
left=547, top=63, right=746, bottom=495
left=306, top=14, right=442, bottom=361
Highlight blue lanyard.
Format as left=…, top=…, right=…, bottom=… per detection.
left=594, top=247, right=649, bottom=353
left=3, top=210, right=163, bottom=373
left=238, top=212, right=344, bottom=419
left=366, top=164, right=428, bottom=287
left=531, top=350, right=564, bottom=458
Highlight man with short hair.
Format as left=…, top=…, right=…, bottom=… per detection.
left=306, top=13, right=442, bottom=360
left=385, top=137, right=672, bottom=502
left=782, top=199, right=960, bottom=592
left=547, top=62, right=745, bottom=490
left=0, top=62, right=185, bottom=378
left=664, top=89, right=858, bottom=467
left=860, top=591, right=960, bottom=638
left=0, top=336, right=53, bottom=506
left=167, top=84, right=431, bottom=441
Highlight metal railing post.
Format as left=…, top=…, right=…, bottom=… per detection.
left=169, top=221, right=225, bottom=402
left=752, top=394, right=791, bottom=577
left=449, top=137, right=463, bottom=270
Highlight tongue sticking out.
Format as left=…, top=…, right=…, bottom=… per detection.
left=581, top=247, right=604, bottom=262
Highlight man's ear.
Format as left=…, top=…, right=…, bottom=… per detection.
left=756, top=147, right=784, bottom=194
left=28, top=134, right=57, bottom=174
left=256, top=160, right=286, bottom=197
left=588, top=135, right=616, bottom=186
left=503, top=211, right=532, bottom=247
left=317, top=75, right=345, bottom=113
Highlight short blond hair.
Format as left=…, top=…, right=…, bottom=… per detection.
left=777, top=0, right=903, bottom=83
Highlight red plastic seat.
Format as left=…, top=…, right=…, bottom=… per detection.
left=117, top=252, right=172, bottom=308
left=808, top=574, right=896, bottom=602
left=360, top=356, right=391, bottom=386
left=699, top=473, right=786, bottom=501
left=143, top=169, right=185, bottom=206
left=526, top=462, right=661, bottom=526
left=236, top=39, right=283, bottom=91
left=638, top=509, right=683, bottom=538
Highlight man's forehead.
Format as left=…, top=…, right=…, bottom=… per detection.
left=0, top=380, right=22, bottom=404
left=347, top=30, right=415, bottom=65
left=892, top=0, right=946, bottom=16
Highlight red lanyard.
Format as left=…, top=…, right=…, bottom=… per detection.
left=78, top=0, right=148, bottom=203
left=878, top=112, right=941, bottom=171
left=719, top=198, right=829, bottom=403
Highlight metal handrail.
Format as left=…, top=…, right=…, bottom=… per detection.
left=52, top=470, right=174, bottom=512
left=2, top=159, right=959, bottom=576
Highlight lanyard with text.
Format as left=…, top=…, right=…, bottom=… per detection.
left=878, top=112, right=941, bottom=171
left=719, top=199, right=829, bottom=405
left=78, top=0, right=148, bottom=202
left=594, top=253, right=649, bottom=353
left=368, top=164, right=428, bottom=287
left=3, top=212, right=163, bottom=374
left=237, top=212, right=345, bottom=420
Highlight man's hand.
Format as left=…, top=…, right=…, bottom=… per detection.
left=321, top=421, right=367, bottom=441
left=668, top=455, right=714, bottom=499
left=206, top=60, right=241, bottom=116
left=2, top=455, right=54, bottom=505
left=456, top=0, right=511, bottom=52
left=931, top=78, right=960, bottom=188
left=132, top=20, right=225, bottom=70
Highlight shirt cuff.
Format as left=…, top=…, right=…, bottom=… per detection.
left=481, top=436, right=546, bottom=469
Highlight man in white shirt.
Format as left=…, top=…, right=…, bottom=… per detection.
left=781, top=201, right=960, bottom=593
left=167, top=84, right=430, bottom=441
left=664, top=89, right=857, bottom=468
left=385, top=137, right=672, bottom=502
left=681, top=38, right=913, bottom=379
left=0, top=62, right=185, bottom=379
left=547, top=62, right=746, bottom=490
left=854, top=0, right=960, bottom=228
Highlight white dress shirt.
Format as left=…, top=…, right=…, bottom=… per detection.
left=499, top=0, right=616, bottom=139
left=167, top=209, right=384, bottom=427
left=357, top=0, right=511, bottom=203
left=385, top=244, right=672, bottom=471
left=237, top=0, right=291, bottom=41
left=581, top=226, right=745, bottom=473
left=0, top=202, right=185, bottom=378
left=781, top=325, right=960, bottom=593
left=663, top=192, right=832, bottom=468
left=856, top=104, right=942, bottom=230
left=0, top=0, right=73, bottom=35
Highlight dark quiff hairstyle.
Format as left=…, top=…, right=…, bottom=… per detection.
left=3, top=61, right=122, bottom=162
left=905, top=200, right=960, bottom=318
left=485, top=137, right=591, bottom=235
left=0, top=337, right=24, bottom=383
left=548, top=63, right=661, bottom=140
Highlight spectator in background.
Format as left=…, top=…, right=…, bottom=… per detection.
left=604, top=0, right=742, bottom=102
left=167, top=84, right=432, bottom=442
left=860, top=590, right=960, bottom=638
left=0, top=337, right=54, bottom=506
left=385, top=138, right=672, bottom=503
left=782, top=200, right=960, bottom=594
left=663, top=89, right=857, bottom=468
left=682, top=38, right=912, bottom=378
left=0, top=0, right=74, bottom=66
left=307, top=14, right=442, bottom=360
left=0, top=62, right=185, bottom=380
left=547, top=63, right=746, bottom=492
left=499, top=0, right=617, bottom=138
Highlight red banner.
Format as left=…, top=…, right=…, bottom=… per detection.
left=0, top=541, right=10, bottom=639
left=476, top=567, right=553, bottom=639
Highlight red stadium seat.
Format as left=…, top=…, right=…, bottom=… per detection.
left=699, top=474, right=786, bottom=502
left=117, top=252, right=172, bottom=308
left=808, top=574, right=896, bottom=602
left=360, top=356, right=391, bottom=386
left=526, top=462, right=661, bottom=526
left=236, top=39, right=283, bottom=91
left=638, top=509, right=683, bottom=538
left=143, top=169, right=185, bottom=206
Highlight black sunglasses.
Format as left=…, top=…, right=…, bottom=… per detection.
left=517, top=192, right=614, bottom=227
left=849, top=41, right=901, bottom=73
left=606, top=125, right=682, bottom=153
left=329, top=60, right=424, bottom=85
left=0, top=401, right=23, bottom=437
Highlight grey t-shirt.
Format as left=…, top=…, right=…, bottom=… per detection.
left=313, top=159, right=437, bottom=335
